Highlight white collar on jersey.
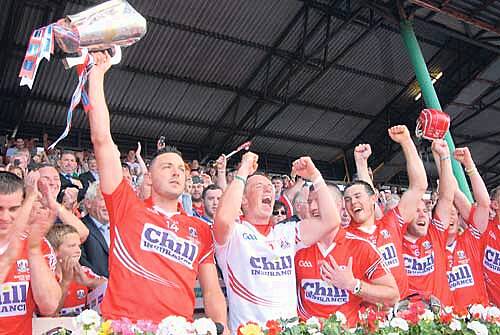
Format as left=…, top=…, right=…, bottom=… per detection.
left=152, top=205, right=179, bottom=218
left=317, top=242, right=336, bottom=258
left=356, top=224, right=377, bottom=235
left=446, top=239, right=457, bottom=253
left=0, top=241, right=9, bottom=255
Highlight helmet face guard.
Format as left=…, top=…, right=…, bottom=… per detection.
left=416, top=109, right=450, bottom=140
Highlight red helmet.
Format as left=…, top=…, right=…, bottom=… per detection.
left=415, top=109, right=450, bottom=140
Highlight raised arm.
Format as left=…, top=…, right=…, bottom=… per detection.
left=453, top=147, right=490, bottom=233
left=354, top=144, right=374, bottom=189
left=294, top=157, right=340, bottom=245
left=213, top=152, right=258, bottom=245
left=87, top=51, right=123, bottom=194
left=135, top=142, right=148, bottom=177
left=431, top=140, right=455, bottom=228
left=388, top=125, right=428, bottom=222
left=215, top=155, right=227, bottom=191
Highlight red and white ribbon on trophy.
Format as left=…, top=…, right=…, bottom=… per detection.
left=17, top=0, right=147, bottom=149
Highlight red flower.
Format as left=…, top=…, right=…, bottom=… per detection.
left=454, top=306, right=468, bottom=318
left=265, top=320, right=281, bottom=335
left=399, top=310, right=419, bottom=325
left=440, top=312, right=452, bottom=324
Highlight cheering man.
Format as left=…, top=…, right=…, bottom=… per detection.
left=214, top=153, right=340, bottom=333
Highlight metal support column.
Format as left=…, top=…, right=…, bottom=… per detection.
left=400, top=19, right=473, bottom=201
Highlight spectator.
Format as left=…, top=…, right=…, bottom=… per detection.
left=80, top=182, right=110, bottom=278
left=191, top=175, right=205, bottom=216
left=124, top=149, right=140, bottom=174
left=271, top=175, right=283, bottom=201
left=271, top=200, right=287, bottom=224
left=79, top=155, right=99, bottom=194
left=58, top=151, right=84, bottom=201
left=5, top=138, right=25, bottom=158
left=198, top=184, right=223, bottom=225
left=46, top=224, right=107, bottom=316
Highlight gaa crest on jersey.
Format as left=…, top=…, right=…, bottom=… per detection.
left=0, top=281, right=29, bottom=317
left=298, top=260, right=313, bottom=268
left=16, top=259, right=29, bottom=273
left=422, top=241, right=432, bottom=250
left=379, top=243, right=399, bottom=268
left=447, top=264, right=474, bottom=291
left=76, top=289, right=86, bottom=300
left=380, top=229, right=390, bottom=239
left=484, top=246, right=500, bottom=274
left=404, top=252, right=435, bottom=276
left=301, top=279, right=349, bottom=305
left=141, top=223, right=199, bottom=269
left=189, top=227, right=198, bottom=238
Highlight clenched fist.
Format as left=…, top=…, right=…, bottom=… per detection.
left=354, top=144, right=372, bottom=162
left=388, top=125, right=411, bottom=144
left=238, top=152, right=258, bottom=176
left=431, top=139, right=450, bottom=158
left=292, top=157, right=320, bottom=181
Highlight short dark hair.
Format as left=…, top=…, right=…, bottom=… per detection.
left=491, top=186, right=500, bottom=200
left=344, top=180, right=376, bottom=196
left=271, top=175, right=283, bottom=182
left=151, top=146, right=183, bottom=165
left=0, top=171, right=24, bottom=196
left=273, top=200, right=286, bottom=211
left=121, top=162, right=131, bottom=174
left=60, top=150, right=76, bottom=159
left=202, top=184, right=222, bottom=200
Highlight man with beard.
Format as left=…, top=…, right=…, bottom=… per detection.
left=443, top=147, right=490, bottom=309
left=214, top=153, right=339, bottom=333
left=198, top=184, right=223, bottom=225
left=86, top=51, right=227, bottom=328
left=191, top=176, right=205, bottom=217
left=402, top=139, right=455, bottom=306
left=346, top=125, right=428, bottom=300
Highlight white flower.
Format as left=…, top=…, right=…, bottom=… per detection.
left=387, top=333, right=399, bottom=335
left=306, top=316, right=321, bottom=329
left=389, top=317, right=409, bottom=331
left=450, top=319, right=462, bottom=331
left=157, top=316, right=192, bottom=335
left=74, top=309, right=101, bottom=329
left=84, top=330, right=98, bottom=335
left=307, top=328, right=319, bottom=335
left=419, top=309, right=434, bottom=321
left=470, top=304, right=487, bottom=318
left=378, top=320, right=390, bottom=329
left=335, top=311, right=347, bottom=326
left=467, top=320, right=489, bottom=335
left=193, top=318, right=217, bottom=335
left=484, top=306, right=500, bottom=320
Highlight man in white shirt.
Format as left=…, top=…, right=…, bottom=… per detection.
left=213, top=152, right=340, bottom=333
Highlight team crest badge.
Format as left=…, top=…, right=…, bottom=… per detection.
left=422, top=241, right=432, bottom=250
left=381, top=229, right=390, bottom=238
left=16, top=259, right=29, bottom=273
left=414, top=249, right=420, bottom=256
left=280, top=239, right=291, bottom=249
left=457, top=250, right=465, bottom=259
left=189, top=227, right=198, bottom=238
left=76, top=289, right=86, bottom=299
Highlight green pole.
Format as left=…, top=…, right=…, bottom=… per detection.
left=400, top=19, right=473, bottom=202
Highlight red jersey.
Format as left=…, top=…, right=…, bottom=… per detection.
left=347, top=208, right=409, bottom=298
left=279, top=194, right=293, bottom=218
left=59, top=266, right=102, bottom=316
left=445, top=226, right=489, bottom=309
left=0, top=237, right=56, bottom=335
left=102, top=179, right=215, bottom=323
left=402, top=217, right=453, bottom=306
left=295, top=229, right=388, bottom=328
left=482, top=216, right=500, bottom=306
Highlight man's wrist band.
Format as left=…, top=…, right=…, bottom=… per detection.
left=440, top=156, right=450, bottom=161
left=352, top=279, right=362, bottom=295
left=234, top=175, right=247, bottom=185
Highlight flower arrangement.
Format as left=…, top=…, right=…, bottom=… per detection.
left=73, top=310, right=217, bottom=335
left=236, top=304, right=500, bottom=335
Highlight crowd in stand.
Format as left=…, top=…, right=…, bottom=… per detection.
left=0, top=51, right=499, bottom=335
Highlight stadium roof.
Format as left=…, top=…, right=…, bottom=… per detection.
left=1, top=0, right=500, bottom=188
